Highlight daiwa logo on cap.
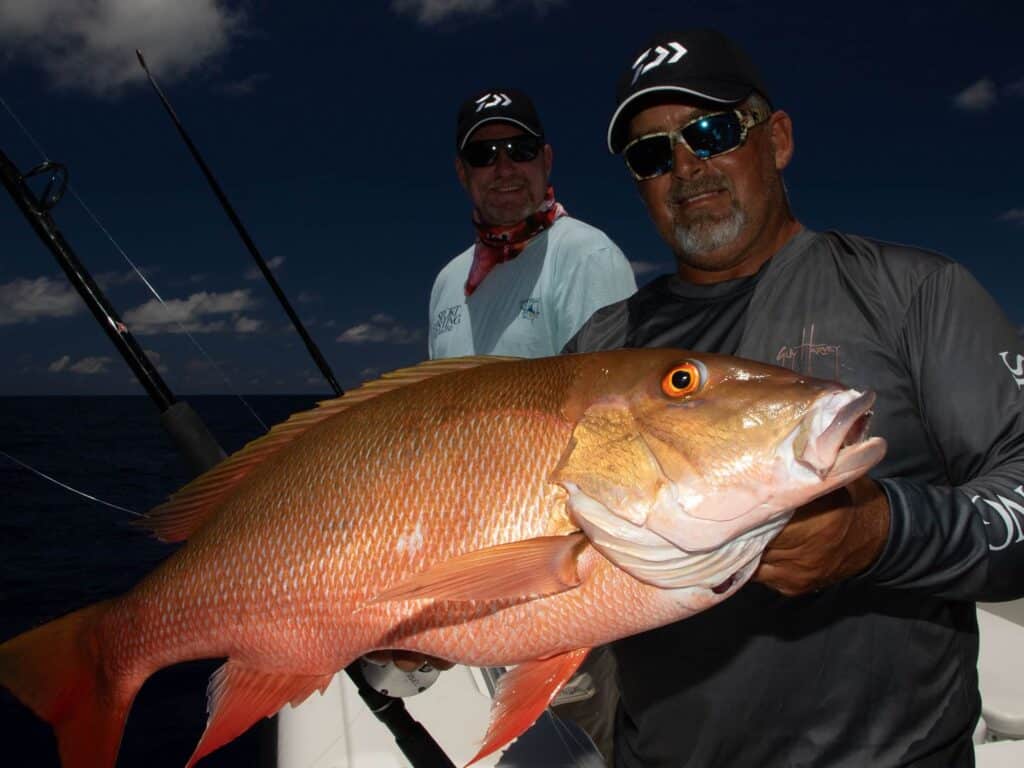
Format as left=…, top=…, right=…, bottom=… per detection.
left=475, top=92, right=512, bottom=111
left=631, top=42, right=687, bottom=85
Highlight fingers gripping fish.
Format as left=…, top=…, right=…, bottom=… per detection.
left=0, top=349, right=885, bottom=767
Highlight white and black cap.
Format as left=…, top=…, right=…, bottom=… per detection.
left=607, top=29, right=771, bottom=154
left=456, top=88, right=545, bottom=150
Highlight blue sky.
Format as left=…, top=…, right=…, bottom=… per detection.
left=0, top=0, right=1021, bottom=396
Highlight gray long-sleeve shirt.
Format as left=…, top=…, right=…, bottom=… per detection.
left=564, top=228, right=1024, bottom=767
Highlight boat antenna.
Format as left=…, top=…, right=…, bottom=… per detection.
left=136, top=49, right=343, bottom=397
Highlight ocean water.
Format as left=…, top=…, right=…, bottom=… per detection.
left=0, top=395, right=319, bottom=768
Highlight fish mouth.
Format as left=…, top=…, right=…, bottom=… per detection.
left=797, top=389, right=884, bottom=479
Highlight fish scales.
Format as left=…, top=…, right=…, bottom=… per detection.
left=0, top=349, right=887, bottom=767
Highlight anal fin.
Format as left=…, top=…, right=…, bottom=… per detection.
left=468, top=647, right=591, bottom=766
left=185, top=661, right=333, bottom=767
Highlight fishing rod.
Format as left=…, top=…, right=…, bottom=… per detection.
left=136, top=50, right=342, bottom=398
left=1, top=146, right=455, bottom=768
left=0, top=148, right=225, bottom=476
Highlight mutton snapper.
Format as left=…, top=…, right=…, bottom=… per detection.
left=0, top=349, right=885, bottom=767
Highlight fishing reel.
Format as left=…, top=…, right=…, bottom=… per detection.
left=360, top=656, right=442, bottom=698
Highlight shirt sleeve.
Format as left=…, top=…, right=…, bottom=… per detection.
left=863, top=263, right=1024, bottom=601
left=550, top=236, right=637, bottom=352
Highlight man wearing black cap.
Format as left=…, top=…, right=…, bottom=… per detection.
left=566, top=28, right=1024, bottom=768
left=428, top=88, right=635, bottom=359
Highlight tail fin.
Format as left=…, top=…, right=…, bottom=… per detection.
left=0, top=602, right=139, bottom=768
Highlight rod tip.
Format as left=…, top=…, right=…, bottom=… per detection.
left=136, top=49, right=147, bottom=69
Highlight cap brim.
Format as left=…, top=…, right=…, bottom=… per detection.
left=606, top=83, right=751, bottom=153
left=458, top=117, right=542, bottom=149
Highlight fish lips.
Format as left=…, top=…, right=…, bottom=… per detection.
left=797, top=389, right=886, bottom=481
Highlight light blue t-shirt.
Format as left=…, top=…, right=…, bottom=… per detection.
left=428, top=216, right=636, bottom=359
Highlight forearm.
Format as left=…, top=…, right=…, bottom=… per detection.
left=862, top=469, right=1024, bottom=601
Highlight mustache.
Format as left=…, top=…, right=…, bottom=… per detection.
left=668, top=176, right=734, bottom=204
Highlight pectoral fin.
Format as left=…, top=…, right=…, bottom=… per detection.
left=468, top=648, right=591, bottom=766
left=371, top=533, right=589, bottom=604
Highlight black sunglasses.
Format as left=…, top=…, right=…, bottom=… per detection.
left=623, top=108, right=770, bottom=181
left=461, top=135, right=544, bottom=168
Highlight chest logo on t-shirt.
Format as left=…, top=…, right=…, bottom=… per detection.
left=999, top=351, right=1024, bottom=390
left=519, top=298, right=541, bottom=322
left=432, top=305, right=463, bottom=338
left=775, top=324, right=841, bottom=379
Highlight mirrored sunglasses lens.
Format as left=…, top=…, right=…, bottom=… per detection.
left=625, top=136, right=673, bottom=179
left=683, top=113, right=743, bottom=159
left=461, top=142, right=499, bottom=167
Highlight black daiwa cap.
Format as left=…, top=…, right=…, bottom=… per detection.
left=607, top=29, right=771, bottom=153
left=456, top=88, right=544, bottom=150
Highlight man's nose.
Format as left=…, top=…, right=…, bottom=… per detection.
left=671, top=141, right=705, bottom=180
left=492, top=147, right=520, bottom=176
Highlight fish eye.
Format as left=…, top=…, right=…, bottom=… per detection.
left=661, top=362, right=702, bottom=398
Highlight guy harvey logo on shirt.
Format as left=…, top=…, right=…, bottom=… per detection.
left=775, top=325, right=841, bottom=379
left=973, top=485, right=1024, bottom=551
left=519, top=298, right=540, bottom=322
left=999, top=351, right=1024, bottom=390
left=432, top=305, right=462, bottom=337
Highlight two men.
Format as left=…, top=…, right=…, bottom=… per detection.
left=429, top=88, right=636, bottom=359
left=566, top=28, right=1024, bottom=766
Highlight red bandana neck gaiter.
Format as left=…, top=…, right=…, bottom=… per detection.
left=464, top=186, right=566, bottom=296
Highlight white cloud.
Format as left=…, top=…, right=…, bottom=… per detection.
left=234, top=315, right=263, bottom=333
left=392, top=0, right=562, bottom=24
left=48, top=354, right=71, bottom=372
left=337, top=313, right=423, bottom=345
left=953, top=78, right=997, bottom=111
left=0, top=276, right=83, bottom=325
left=49, top=354, right=112, bottom=374
left=630, top=260, right=663, bottom=275
left=244, top=255, right=285, bottom=281
left=122, top=288, right=256, bottom=335
left=69, top=355, right=112, bottom=374
left=0, top=0, right=244, bottom=96
left=998, top=209, right=1024, bottom=223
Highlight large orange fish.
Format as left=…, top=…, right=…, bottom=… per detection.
left=0, top=349, right=885, bottom=767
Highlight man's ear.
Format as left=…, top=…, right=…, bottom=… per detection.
left=455, top=155, right=469, bottom=190
left=543, top=143, right=553, bottom=178
left=768, top=110, right=794, bottom=171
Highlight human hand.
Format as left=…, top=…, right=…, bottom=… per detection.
left=362, top=650, right=456, bottom=672
left=753, top=475, right=890, bottom=596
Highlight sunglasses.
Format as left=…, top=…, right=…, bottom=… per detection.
left=623, top=108, right=771, bottom=181
left=460, top=134, right=544, bottom=168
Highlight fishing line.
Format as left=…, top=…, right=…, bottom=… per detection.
left=0, top=94, right=268, bottom=432
left=0, top=449, right=142, bottom=517
left=542, top=708, right=594, bottom=764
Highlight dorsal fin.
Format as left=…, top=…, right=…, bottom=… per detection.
left=139, top=355, right=520, bottom=542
